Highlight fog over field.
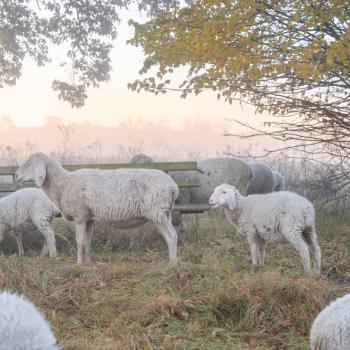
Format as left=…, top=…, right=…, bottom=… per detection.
left=0, top=115, right=282, bottom=163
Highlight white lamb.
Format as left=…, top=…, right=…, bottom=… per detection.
left=0, top=188, right=59, bottom=257
left=310, top=294, right=350, bottom=349
left=0, top=290, right=60, bottom=350
left=15, top=152, right=179, bottom=264
left=208, top=184, right=321, bottom=275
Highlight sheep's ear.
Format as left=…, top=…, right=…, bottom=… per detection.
left=227, top=192, right=236, bottom=210
left=35, top=163, right=46, bottom=187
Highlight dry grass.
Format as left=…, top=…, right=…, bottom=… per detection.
left=1, top=210, right=350, bottom=349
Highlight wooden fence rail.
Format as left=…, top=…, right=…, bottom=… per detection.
left=0, top=161, right=210, bottom=214
left=0, top=161, right=201, bottom=175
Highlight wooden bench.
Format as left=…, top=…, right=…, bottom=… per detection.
left=0, top=162, right=210, bottom=214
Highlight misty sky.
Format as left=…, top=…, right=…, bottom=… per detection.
left=0, top=7, right=261, bottom=129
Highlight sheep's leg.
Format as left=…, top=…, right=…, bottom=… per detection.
left=171, top=211, right=185, bottom=237
left=303, top=227, right=321, bottom=275
left=180, top=214, right=189, bottom=235
left=40, top=240, right=49, bottom=257
left=33, top=219, right=57, bottom=258
left=310, top=230, right=321, bottom=275
left=13, top=232, right=24, bottom=257
left=75, top=222, right=87, bottom=265
left=247, top=235, right=259, bottom=267
left=0, top=226, right=8, bottom=254
left=83, top=222, right=93, bottom=264
left=286, top=233, right=312, bottom=276
left=0, top=228, right=4, bottom=246
left=155, top=218, right=178, bottom=263
left=41, top=228, right=57, bottom=258
left=257, top=237, right=266, bottom=266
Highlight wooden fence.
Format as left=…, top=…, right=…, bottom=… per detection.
left=0, top=161, right=210, bottom=214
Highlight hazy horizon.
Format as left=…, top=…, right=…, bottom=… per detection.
left=0, top=115, right=281, bottom=165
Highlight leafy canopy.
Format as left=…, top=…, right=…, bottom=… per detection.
left=0, top=0, right=128, bottom=107
left=129, top=0, right=350, bottom=150
left=0, top=0, right=192, bottom=107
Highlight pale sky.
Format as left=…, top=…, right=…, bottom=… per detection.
left=0, top=7, right=260, bottom=129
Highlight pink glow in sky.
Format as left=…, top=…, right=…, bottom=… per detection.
left=0, top=8, right=260, bottom=129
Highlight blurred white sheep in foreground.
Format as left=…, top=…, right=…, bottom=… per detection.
left=310, top=293, right=350, bottom=349
left=0, top=290, right=60, bottom=350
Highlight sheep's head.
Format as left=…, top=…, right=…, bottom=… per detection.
left=209, top=184, right=239, bottom=210
left=130, top=153, right=155, bottom=163
left=15, top=152, right=49, bottom=187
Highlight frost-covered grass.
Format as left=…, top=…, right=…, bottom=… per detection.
left=1, top=211, right=350, bottom=349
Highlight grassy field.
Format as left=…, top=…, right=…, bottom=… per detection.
left=1, top=211, right=350, bottom=349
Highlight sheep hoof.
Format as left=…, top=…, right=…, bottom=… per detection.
left=304, top=270, right=314, bottom=277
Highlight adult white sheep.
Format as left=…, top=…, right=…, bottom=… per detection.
left=0, top=290, right=60, bottom=350
left=170, top=158, right=253, bottom=229
left=272, top=170, right=286, bottom=191
left=208, top=184, right=321, bottom=275
left=15, top=152, right=179, bottom=264
left=171, top=158, right=253, bottom=202
left=246, top=162, right=275, bottom=195
left=0, top=188, right=59, bottom=258
left=310, top=293, right=350, bottom=349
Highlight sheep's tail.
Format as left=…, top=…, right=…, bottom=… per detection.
left=302, top=204, right=321, bottom=274
left=165, top=185, right=179, bottom=219
left=302, top=212, right=316, bottom=244
left=171, top=185, right=179, bottom=208
left=303, top=205, right=315, bottom=233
